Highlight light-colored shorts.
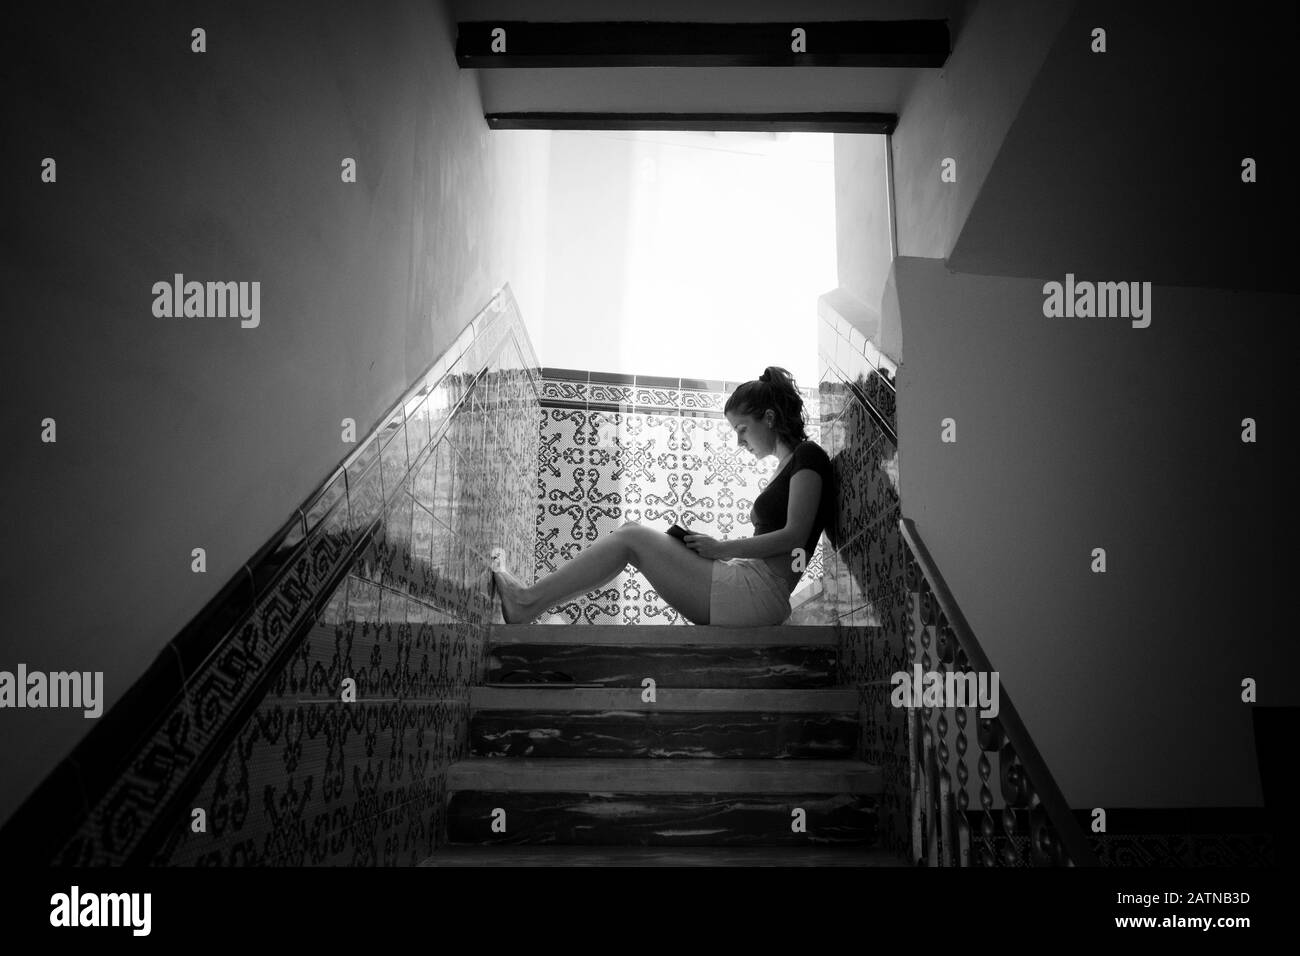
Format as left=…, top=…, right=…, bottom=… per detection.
left=709, top=558, right=792, bottom=627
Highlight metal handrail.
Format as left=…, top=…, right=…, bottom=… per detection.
left=900, top=516, right=1100, bottom=867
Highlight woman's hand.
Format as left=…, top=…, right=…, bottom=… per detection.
left=684, top=534, right=724, bottom=559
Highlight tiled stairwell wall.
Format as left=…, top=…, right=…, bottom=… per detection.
left=154, top=291, right=540, bottom=865
left=532, top=371, right=824, bottom=625
left=819, top=311, right=1122, bottom=866
left=816, top=310, right=912, bottom=858
left=32, top=287, right=541, bottom=866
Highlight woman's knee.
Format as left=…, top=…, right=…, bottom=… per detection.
left=614, top=520, right=651, bottom=557
left=622, top=519, right=705, bottom=566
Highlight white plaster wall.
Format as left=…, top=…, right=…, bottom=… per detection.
left=948, top=0, right=1296, bottom=293
left=894, top=256, right=1289, bottom=807
left=3, top=0, right=550, bottom=826
left=832, top=134, right=892, bottom=330
left=890, top=0, right=1077, bottom=259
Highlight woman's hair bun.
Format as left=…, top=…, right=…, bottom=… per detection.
left=723, top=365, right=809, bottom=447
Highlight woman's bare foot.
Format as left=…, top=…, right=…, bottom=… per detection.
left=493, top=569, right=539, bottom=624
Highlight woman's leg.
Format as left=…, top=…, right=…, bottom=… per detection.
left=499, top=525, right=634, bottom=621
left=496, top=521, right=716, bottom=624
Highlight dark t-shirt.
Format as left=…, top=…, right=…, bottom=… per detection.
left=751, top=440, right=834, bottom=561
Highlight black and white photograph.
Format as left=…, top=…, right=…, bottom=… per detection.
left=2, top=0, right=1293, bottom=937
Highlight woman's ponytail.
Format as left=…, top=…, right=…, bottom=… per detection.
left=725, top=365, right=809, bottom=448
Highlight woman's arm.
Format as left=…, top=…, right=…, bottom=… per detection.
left=716, top=528, right=798, bottom=560
left=716, top=470, right=823, bottom=561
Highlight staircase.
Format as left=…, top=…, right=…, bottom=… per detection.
left=420, top=623, right=901, bottom=866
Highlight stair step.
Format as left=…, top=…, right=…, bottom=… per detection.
left=445, top=629, right=872, bottom=850
left=471, top=686, right=858, bottom=712
left=446, top=786, right=877, bottom=846
left=446, top=757, right=881, bottom=792
left=420, top=845, right=901, bottom=866
left=486, top=643, right=838, bottom=688
left=471, top=710, right=858, bottom=758
left=488, top=624, right=842, bottom=646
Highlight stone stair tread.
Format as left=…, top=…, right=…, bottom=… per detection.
left=472, top=686, right=858, bottom=711
left=485, top=644, right=840, bottom=689
left=482, top=682, right=606, bottom=688
left=447, top=757, right=882, bottom=792
left=488, top=624, right=848, bottom=646
left=420, top=845, right=901, bottom=866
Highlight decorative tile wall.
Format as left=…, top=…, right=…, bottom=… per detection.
left=17, top=286, right=541, bottom=866
left=817, top=309, right=912, bottom=860
left=1081, top=816, right=1273, bottom=866
left=531, top=371, right=824, bottom=625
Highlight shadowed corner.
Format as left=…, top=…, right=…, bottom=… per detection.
left=1252, top=705, right=1300, bottom=863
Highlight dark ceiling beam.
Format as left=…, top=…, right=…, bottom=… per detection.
left=486, top=112, right=897, bottom=134
left=457, top=20, right=950, bottom=68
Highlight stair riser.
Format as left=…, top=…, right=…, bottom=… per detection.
left=422, top=846, right=901, bottom=866
left=488, top=625, right=842, bottom=645
left=487, top=645, right=838, bottom=688
left=470, top=711, right=858, bottom=758
left=447, top=791, right=878, bottom=846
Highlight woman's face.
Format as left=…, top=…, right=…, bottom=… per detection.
left=726, top=409, right=774, bottom=458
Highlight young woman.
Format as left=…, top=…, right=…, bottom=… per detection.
left=493, top=366, right=834, bottom=626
